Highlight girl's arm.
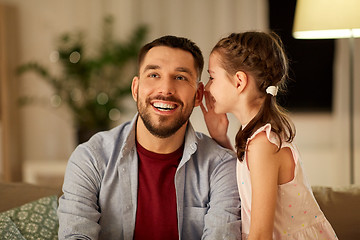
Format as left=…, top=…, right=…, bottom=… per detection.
left=200, top=90, right=233, bottom=150
left=246, top=132, right=280, bottom=240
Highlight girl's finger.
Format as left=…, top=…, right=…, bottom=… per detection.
left=204, top=91, right=212, bottom=110
left=200, top=102, right=207, bottom=114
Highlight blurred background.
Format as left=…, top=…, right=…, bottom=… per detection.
left=0, top=0, right=359, bottom=189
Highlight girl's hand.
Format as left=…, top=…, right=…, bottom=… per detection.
left=200, top=90, right=233, bottom=150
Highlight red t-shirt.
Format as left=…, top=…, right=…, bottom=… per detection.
left=133, top=141, right=183, bottom=240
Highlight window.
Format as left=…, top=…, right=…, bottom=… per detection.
left=268, top=0, right=335, bottom=112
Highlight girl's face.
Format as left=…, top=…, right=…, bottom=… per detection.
left=206, top=52, right=238, bottom=114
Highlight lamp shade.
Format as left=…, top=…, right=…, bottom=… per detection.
left=293, top=0, right=360, bottom=39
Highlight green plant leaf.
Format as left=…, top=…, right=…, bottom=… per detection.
left=17, top=16, right=148, bottom=136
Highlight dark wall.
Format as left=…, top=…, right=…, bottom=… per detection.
left=268, top=0, right=335, bottom=112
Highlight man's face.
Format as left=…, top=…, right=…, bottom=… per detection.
left=132, top=46, right=203, bottom=138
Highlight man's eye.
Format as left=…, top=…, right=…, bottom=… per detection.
left=149, top=73, right=159, bottom=78
left=175, top=75, right=187, bottom=81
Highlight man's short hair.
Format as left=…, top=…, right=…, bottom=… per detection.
left=137, top=35, right=204, bottom=81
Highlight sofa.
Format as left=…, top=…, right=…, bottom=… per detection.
left=1, top=181, right=359, bottom=239
left=0, top=181, right=62, bottom=239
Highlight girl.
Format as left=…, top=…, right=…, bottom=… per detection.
left=200, top=32, right=337, bottom=240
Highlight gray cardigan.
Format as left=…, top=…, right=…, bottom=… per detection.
left=58, top=114, right=241, bottom=239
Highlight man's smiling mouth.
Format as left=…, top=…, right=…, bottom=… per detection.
left=152, top=102, right=177, bottom=111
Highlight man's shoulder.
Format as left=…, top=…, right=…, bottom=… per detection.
left=68, top=120, right=135, bottom=173
left=194, top=131, right=216, bottom=144
left=88, top=121, right=131, bottom=146
left=74, top=120, right=134, bottom=159
left=194, top=131, right=236, bottom=160
left=194, top=131, right=227, bottom=148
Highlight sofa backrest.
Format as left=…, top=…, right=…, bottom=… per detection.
left=0, top=181, right=62, bottom=212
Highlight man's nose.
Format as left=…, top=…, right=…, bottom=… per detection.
left=158, top=76, right=175, bottom=95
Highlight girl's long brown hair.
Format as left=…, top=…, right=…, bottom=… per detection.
left=212, top=32, right=295, bottom=161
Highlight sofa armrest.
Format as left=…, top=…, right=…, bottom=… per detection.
left=312, top=185, right=360, bottom=240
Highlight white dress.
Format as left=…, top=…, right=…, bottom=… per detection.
left=237, top=124, right=337, bottom=239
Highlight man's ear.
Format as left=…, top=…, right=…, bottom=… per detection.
left=194, top=82, right=204, bottom=107
left=234, top=71, right=248, bottom=93
left=131, top=76, right=139, bottom=102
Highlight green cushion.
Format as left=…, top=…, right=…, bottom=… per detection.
left=0, top=215, right=26, bottom=240
left=0, top=195, right=58, bottom=240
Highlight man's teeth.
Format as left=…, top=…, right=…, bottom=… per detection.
left=153, top=102, right=176, bottom=111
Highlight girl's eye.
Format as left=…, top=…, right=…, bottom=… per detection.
left=209, top=76, right=214, bottom=81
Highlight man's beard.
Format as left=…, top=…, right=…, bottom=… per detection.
left=137, top=94, right=195, bottom=138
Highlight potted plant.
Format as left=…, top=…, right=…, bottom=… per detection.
left=17, top=16, right=147, bottom=143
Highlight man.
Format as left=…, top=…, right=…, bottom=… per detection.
left=58, top=35, right=241, bottom=240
